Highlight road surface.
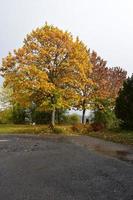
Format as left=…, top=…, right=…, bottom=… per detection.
left=0, top=134, right=133, bottom=200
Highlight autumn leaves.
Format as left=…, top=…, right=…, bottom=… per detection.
left=1, top=24, right=126, bottom=126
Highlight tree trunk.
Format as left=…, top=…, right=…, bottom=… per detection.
left=51, top=107, right=55, bottom=127
left=82, top=108, right=86, bottom=124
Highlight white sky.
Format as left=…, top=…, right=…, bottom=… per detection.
left=0, top=0, right=133, bottom=84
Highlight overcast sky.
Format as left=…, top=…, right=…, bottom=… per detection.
left=0, top=0, right=133, bottom=85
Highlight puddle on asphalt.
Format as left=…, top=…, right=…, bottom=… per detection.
left=94, top=145, right=133, bottom=163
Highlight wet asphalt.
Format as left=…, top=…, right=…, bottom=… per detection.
left=0, top=134, right=133, bottom=200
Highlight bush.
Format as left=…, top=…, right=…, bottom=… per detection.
left=32, top=110, right=51, bottom=124
left=32, top=109, right=68, bottom=125
left=69, top=114, right=80, bottom=124
left=91, top=122, right=105, bottom=132
left=71, top=123, right=87, bottom=134
left=62, top=114, right=80, bottom=124
left=0, top=108, right=13, bottom=124
left=92, top=107, right=119, bottom=130
left=53, top=127, right=67, bottom=134
left=72, top=123, right=83, bottom=132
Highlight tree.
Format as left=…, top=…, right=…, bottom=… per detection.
left=90, top=51, right=109, bottom=100
left=90, top=51, right=127, bottom=118
left=115, top=75, right=133, bottom=129
left=72, top=50, right=126, bottom=124
left=90, top=51, right=127, bottom=102
left=77, top=50, right=108, bottom=124
left=64, top=48, right=93, bottom=124
left=90, top=51, right=127, bottom=127
left=1, top=23, right=91, bottom=126
left=73, top=63, right=93, bottom=124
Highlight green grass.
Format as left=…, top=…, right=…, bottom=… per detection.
left=0, top=124, right=51, bottom=134
left=0, top=124, right=72, bottom=135
left=0, top=124, right=132, bottom=145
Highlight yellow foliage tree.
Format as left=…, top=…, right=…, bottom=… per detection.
left=1, top=23, right=92, bottom=126
left=65, top=56, right=93, bottom=124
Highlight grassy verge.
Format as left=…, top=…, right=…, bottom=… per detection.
left=0, top=124, right=72, bottom=135
left=0, top=124, right=51, bottom=134
left=0, top=124, right=132, bottom=145
left=85, top=130, right=133, bottom=145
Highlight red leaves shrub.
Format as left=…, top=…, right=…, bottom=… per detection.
left=71, top=123, right=85, bottom=133
left=71, top=123, right=93, bottom=134
left=71, top=122, right=106, bottom=134
left=91, top=123, right=105, bottom=132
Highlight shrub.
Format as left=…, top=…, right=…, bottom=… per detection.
left=85, top=124, right=94, bottom=132
left=62, top=114, right=80, bottom=124
left=32, top=110, right=51, bottom=124
left=71, top=123, right=87, bottom=134
left=91, top=122, right=105, bottom=132
left=0, top=108, right=13, bottom=124
left=69, top=114, right=80, bottom=124
left=53, top=127, right=67, bottom=134
left=92, top=107, right=119, bottom=130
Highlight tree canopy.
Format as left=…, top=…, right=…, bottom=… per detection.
left=1, top=24, right=92, bottom=125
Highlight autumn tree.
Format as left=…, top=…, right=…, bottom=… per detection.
left=68, top=56, right=93, bottom=124
left=88, top=51, right=127, bottom=128
left=90, top=51, right=127, bottom=107
left=1, top=23, right=92, bottom=126
left=107, top=67, right=127, bottom=100
left=72, top=50, right=127, bottom=124
left=90, top=51, right=108, bottom=100
left=68, top=50, right=109, bottom=124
